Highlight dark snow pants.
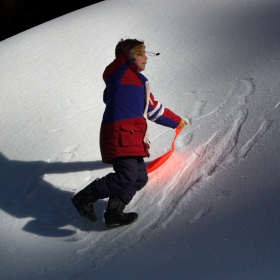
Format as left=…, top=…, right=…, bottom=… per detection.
left=93, top=157, right=148, bottom=204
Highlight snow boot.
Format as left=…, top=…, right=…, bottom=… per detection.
left=104, top=196, right=138, bottom=227
left=71, top=180, right=99, bottom=222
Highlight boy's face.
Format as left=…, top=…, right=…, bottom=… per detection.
left=135, top=47, right=148, bottom=72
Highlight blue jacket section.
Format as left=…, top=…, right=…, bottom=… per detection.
left=102, top=60, right=147, bottom=124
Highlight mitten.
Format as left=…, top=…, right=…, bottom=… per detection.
left=177, top=119, right=188, bottom=130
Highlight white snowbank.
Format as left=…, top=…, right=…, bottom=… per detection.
left=1, top=0, right=280, bottom=279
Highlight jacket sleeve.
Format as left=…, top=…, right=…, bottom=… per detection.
left=103, top=88, right=108, bottom=104
left=103, top=51, right=133, bottom=86
left=147, top=92, right=182, bottom=128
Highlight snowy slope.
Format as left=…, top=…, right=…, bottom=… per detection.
left=1, top=0, right=280, bottom=279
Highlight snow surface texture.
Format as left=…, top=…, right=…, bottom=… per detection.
left=1, top=0, right=280, bottom=279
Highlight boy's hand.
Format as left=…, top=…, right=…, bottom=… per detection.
left=178, top=119, right=188, bottom=130
left=130, top=44, right=145, bottom=60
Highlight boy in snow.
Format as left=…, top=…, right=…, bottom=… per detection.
left=72, top=38, right=187, bottom=227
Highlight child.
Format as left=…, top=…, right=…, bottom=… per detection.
left=72, top=38, right=187, bottom=227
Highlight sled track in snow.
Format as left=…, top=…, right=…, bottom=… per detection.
left=34, top=79, right=279, bottom=271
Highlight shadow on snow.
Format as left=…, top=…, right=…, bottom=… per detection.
left=0, top=153, right=109, bottom=238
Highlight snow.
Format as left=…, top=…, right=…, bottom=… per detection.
left=1, top=0, right=280, bottom=279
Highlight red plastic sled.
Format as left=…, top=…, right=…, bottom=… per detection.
left=147, top=127, right=182, bottom=174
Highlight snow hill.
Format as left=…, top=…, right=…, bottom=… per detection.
left=1, top=0, right=280, bottom=279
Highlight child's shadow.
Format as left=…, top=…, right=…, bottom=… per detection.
left=0, top=153, right=109, bottom=237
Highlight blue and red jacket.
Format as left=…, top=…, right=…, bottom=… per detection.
left=100, top=51, right=182, bottom=163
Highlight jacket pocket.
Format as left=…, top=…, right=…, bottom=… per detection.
left=120, top=124, right=143, bottom=147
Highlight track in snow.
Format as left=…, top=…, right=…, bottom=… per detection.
left=1, top=78, right=278, bottom=271
left=54, top=78, right=279, bottom=270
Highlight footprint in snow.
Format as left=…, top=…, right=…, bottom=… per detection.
left=190, top=206, right=213, bottom=223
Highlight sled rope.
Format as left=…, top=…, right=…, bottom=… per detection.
left=147, top=127, right=182, bottom=174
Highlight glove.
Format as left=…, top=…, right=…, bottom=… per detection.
left=130, top=44, right=145, bottom=60
left=177, top=119, right=188, bottom=130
